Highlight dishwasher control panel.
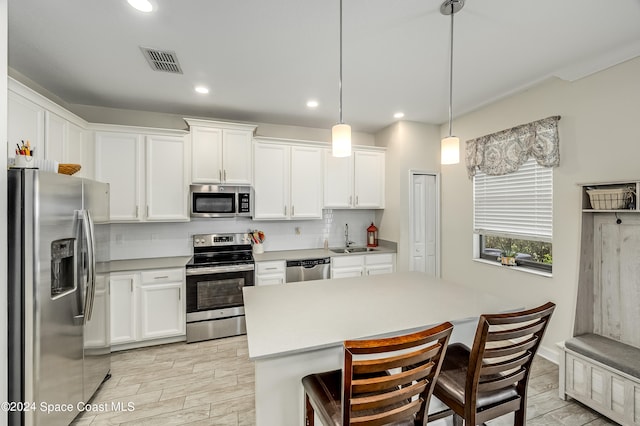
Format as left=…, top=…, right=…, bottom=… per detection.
left=286, top=258, right=330, bottom=268
left=286, top=257, right=331, bottom=283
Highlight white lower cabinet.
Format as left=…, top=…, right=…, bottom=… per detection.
left=255, top=260, right=286, bottom=286
left=564, top=350, right=640, bottom=425
left=110, top=268, right=185, bottom=349
left=139, top=269, right=185, bottom=340
left=330, top=253, right=395, bottom=278
left=110, top=272, right=138, bottom=345
left=364, top=253, right=395, bottom=275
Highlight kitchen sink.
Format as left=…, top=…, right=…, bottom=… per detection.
left=329, top=247, right=378, bottom=254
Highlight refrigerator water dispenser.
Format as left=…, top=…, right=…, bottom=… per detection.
left=51, top=238, right=76, bottom=297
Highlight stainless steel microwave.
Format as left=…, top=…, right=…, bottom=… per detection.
left=190, top=185, right=253, bottom=218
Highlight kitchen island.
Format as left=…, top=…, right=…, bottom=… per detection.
left=243, top=271, right=520, bottom=426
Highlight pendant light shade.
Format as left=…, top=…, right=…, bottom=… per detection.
left=332, top=0, right=352, bottom=157
left=332, top=123, right=352, bottom=157
left=441, top=135, right=460, bottom=165
left=440, top=0, right=464, bottom=165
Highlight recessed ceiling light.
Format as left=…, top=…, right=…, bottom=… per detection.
left=394, top=112, right=405, bottom=119
left=195, top=86, right=209, bottom=94
left=306, top=100, right=319, bottom=108
left=127, top=0, right=153, bottom=12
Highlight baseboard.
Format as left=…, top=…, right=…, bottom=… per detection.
left=537, top=344, right=559, bottom=364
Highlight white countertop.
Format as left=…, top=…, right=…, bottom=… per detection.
left=99, top=256, right=192, bottom=273
left=252, top=244, right=396, bottom=262
left=243, top=271, right=518, bottom=360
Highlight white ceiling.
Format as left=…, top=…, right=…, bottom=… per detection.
left=8, top=0, right=640, bottom=133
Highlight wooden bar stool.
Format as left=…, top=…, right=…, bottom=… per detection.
left=302, top=322, right=453, bottom=425
left=428, top=302, right=555, bottom=426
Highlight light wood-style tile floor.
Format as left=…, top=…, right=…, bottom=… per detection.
left=71, top=335, right=618, bottom=425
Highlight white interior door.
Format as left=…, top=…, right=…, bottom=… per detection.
left=409, top=173, right=438, bottom=276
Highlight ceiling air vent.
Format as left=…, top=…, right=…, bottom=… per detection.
left=140, top=47, right=183, bottom=74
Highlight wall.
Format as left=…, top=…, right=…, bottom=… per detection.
left=109, top=210, right=375, bottom=260
left=374, top=121, right=441, bottom=272
left=65, top=104, right=376, bottom=146
left=439, top=56, right=640, bottom=360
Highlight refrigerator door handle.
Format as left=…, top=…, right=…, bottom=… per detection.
left=81, top=209, right=96, bottom=322
left=73, top=314, right=85, bottom=326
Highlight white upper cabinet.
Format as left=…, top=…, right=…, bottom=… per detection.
left=8, top=79, right=93, bottom=176
left=8, top=90, right=44, bottom=159
left=324, top=148, right=385, bottom=209
left=253, top=139, right=324, bottom=220
left=223, top=129, right=254, bottom=184
left=94, top=127, right=189, bottom=222
left=66, top=123, right=93, bottom=178
left=44, top=111, right=65, bottom=162
left=324, top=152, right=353, bottom=208
left=254, top=142, right=290, bottom=219
left=186, top=119, right=256, bottom=185
left=190, top=126, right=222, bottom=183
left=95, top=132, right=142, bottom=221
left=354, top=150, right=385, bottom=208
left=146, top=135, right=189, bottom=221
left=290, top=145, right=324, bottom=218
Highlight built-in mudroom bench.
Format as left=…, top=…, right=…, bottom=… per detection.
left=559, top=180, right=640, bottom=425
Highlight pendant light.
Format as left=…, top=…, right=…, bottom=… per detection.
left=332, top=0, right=352, bottom=157
left=440, top=0, right=464, bottom=165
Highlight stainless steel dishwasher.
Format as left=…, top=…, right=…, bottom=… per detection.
left=286, top=257, right=330, bottom=283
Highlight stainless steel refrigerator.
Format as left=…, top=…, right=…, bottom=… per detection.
left=8, top=169, right=111, bottom=426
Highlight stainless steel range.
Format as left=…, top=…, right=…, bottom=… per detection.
left=185, top=233, right=254, bottom=343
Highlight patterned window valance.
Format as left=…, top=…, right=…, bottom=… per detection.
left=465, top=116, right=560, bottom=178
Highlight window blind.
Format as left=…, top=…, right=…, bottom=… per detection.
left=473, top=158, right=552, bottom=242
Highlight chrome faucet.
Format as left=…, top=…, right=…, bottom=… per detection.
left=345, top=224, right=355, bottom=247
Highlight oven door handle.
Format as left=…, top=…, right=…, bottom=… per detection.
left=186, top=264, right=255, bottom=276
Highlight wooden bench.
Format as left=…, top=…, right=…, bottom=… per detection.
left=559, top=333, right=640, bottom=425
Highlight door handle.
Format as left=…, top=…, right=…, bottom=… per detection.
left=349, top=195, right=352, bottom=206
left=223, top=169, right=227, bottom=182
left=135, top=205, right=139, bottom=217
left=146, top=205, right=149, bottom=218
left=179, top=288, right=181, bottom=301
left=355, top=196, right=359, bottom=206
left=154, top=276, right=169, bottom=279
left=291, top=205, right=295, bottom=216
left=219, top=170, right=222, bottom=182
left=284, top=205, right=287, bottom=216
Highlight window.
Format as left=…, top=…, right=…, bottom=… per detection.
left=473, top=158, right=552, bottom=272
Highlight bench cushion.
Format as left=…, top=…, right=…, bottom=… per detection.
left=565, top=333, right=640, bottom=379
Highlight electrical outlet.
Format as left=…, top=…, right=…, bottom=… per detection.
left=295, top=227, right=301, bottom=235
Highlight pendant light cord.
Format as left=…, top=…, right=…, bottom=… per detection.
left=338, top=0, right=344, bottom=125
left=448, top=2, right=454, bottom=137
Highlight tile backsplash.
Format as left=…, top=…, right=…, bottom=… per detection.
left=109, top=209, right=377, bottom=260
